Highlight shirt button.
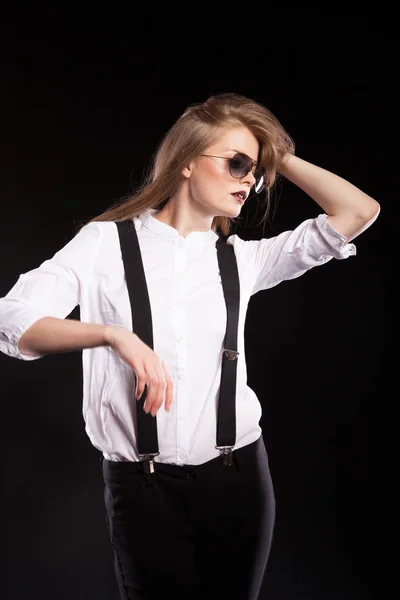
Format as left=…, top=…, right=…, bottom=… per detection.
left=176, top=335, right=182, bottom=342
left=179, top=453, right=186, bottom=460
left=178, top=415, right=185, bottom=421
left=178, top=372, right=185, bottom=380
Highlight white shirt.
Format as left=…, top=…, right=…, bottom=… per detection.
left=0, top=210, right=356, bottom=464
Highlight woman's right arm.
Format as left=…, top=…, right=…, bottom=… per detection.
left=1, top=222, right=173, bottom=415
left=18, top=316, right=112, bottom=355
left=18, top=316, right=174, bottom=416
left=0, top=222, right=102, bottom=361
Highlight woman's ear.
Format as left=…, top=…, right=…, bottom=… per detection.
left=182, top=160, right=194, bottom=179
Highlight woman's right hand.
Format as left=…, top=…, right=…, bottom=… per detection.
left=108, top=326, right=174, bottom=416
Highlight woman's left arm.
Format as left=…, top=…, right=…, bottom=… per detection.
left=278, top=154, right=381, bottom=241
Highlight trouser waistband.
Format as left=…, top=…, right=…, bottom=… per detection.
left=101, top=435, right=264, bottom=479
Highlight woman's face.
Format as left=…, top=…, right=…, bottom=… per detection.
left=184, top=126, right=261, bottom=219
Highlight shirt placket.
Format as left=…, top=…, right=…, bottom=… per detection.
left=173, top=236, right=189, bottom=464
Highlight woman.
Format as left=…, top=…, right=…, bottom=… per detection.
left=0, top=93, right=380, bottom=600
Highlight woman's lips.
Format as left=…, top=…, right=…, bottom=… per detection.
left=231, top=193, right=245, bottom=205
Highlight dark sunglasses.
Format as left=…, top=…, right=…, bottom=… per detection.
left=200, top=152, right=266, bottom=193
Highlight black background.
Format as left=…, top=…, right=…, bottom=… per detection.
left=1, top=6, right=391, bottom=600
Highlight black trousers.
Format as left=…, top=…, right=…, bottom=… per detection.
left=101, top=435, right=275, bottom=600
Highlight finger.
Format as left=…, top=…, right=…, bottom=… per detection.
left=151, top=366, right=167, bottom=417
left=149, top=360, right=168, bottom=416
left=135, top=366, right=146, bottom=400
left=165, top=377, right=174, bottom=411
left=143, top=365, right=159, bottom=414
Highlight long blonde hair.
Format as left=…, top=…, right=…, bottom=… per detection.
left=88, top=93, right=295, bottom=235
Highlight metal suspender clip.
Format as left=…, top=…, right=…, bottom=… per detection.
left=139, top=453, right=159, bottom=474
left=224, top=349, right=239, bottom=361
left=216, top=446, right=234, bottom=467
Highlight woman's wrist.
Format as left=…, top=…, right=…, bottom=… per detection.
left=105, top=325, right=121, bottom=349
left=277, top=152, right=296, bottom=176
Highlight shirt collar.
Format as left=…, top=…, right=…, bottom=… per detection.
left=137, top=209, right=220, bottom=244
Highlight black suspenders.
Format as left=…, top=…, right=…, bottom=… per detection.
left=116, top=219, right=240, bottom=470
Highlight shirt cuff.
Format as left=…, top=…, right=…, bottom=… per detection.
left=315, top=214, right=357, bottom=259
left=1, top=313, right=46, bottom=361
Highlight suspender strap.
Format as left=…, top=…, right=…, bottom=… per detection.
left=215, top=236, right=240, bottom=451
left=115, top=220, right=240, bottom=464
left=116, top=220, right=159, bottom=457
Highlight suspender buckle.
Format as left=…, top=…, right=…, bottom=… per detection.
left=216, top=446, right=234, bottom=466
left=139, top=453, right=159, bottom=474
left=224, top=349, right=239, bottom=361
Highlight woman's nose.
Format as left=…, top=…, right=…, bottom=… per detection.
left=239, top=169, right=256, bottom=188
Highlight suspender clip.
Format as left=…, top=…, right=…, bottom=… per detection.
left=139, top=453, right=159, bottom=474
left=224, top=349, right=239, bottom=361
left=216, top=446, right=234, bottom=466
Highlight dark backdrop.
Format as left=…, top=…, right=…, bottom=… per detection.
left=1, top=8, right=390, bottom=600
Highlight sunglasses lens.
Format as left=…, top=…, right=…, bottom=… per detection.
left=229, top=153, right=265, bottom=193
left=229, top=153, right=252, bottom=178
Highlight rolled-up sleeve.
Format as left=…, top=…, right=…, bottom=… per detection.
left=0, top=222, right=102, bottom=360
left=230, top=213, right=357, bottom=295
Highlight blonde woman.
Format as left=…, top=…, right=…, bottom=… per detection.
left=0, top=93, right=380, bottom=600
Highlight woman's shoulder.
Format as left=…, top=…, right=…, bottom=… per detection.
left=76, top=219, right=128, bottom=235
left=73, top=218, right=139, bottom=244
left=59, top=219, right=128, bottom=264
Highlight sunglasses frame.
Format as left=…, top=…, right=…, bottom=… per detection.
left=200, top=152, right=266, bottom=193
